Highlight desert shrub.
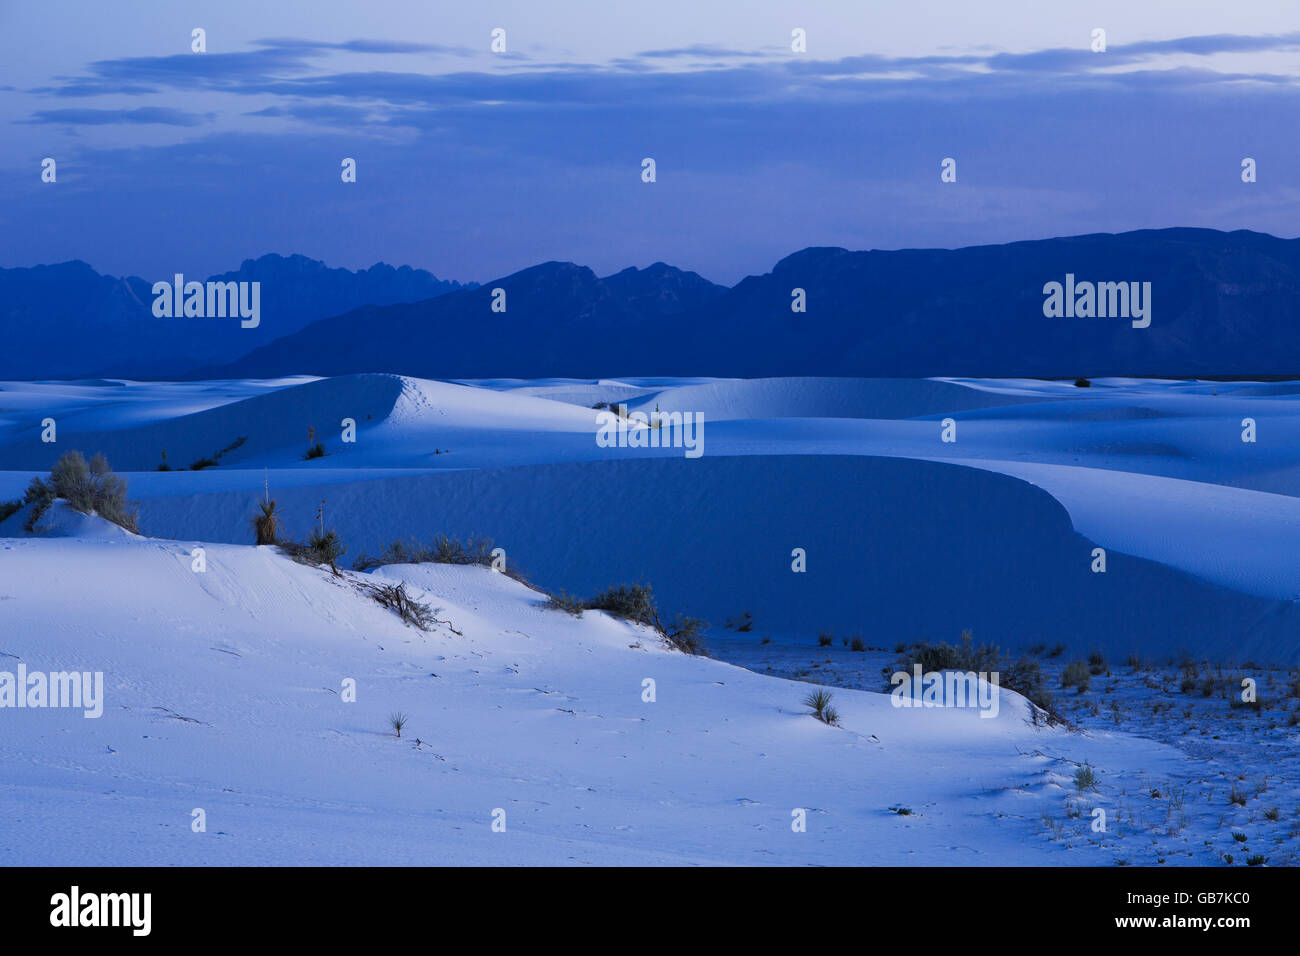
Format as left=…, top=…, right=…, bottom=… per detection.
left=896, top=630, right=1000, bottom=674
left=1075, top=761, right=1098, bottom=791
left=818, top=632, right=833, bottom=647
left=308, top=528, right=345, bottom=567
left=893, top=631, right=1059, bottom=719
left=725, top=611, right=754, bottom=632
left=24, top=451, right=138, bottom=533
left=545, top=580, right=707, bottom=654
left=189, top=436, right=247, bottom=470
left=1048, top=643, right=1066, bottom=658
left=352, top=534, right=494, bottom=571
left=544, top=590, right=585, bottom=617
left=850, top=636, right=866, bottom=652
left=282, top=528, right=346, bottom=569
left=1061, top=660, right=1091, bottom=692
left=1074, top=377, right=1091, bottom=388
left=1002, top=655, right=1054, bottom=714
left=362, top=580, right=436, bottom=629
left=304, top=443, right=326, bottom=460
left=1246, top=855, right=1269, bottom=867
left=429, top=533, right=493, bottom=565
left=1087, top=650, right=1107, bottom=675
left=251, top=497, right=281, bottom=545
left=585, top=583, right=657, bottom=626
left=659, top=614, right=706, bottom=655
left=389, top=712, right=408, bottom=737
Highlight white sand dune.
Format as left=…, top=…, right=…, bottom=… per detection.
left=0, top=513, right=1178, bottom=865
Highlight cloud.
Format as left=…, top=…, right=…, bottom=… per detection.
left=253, top=37, right=475, bottom=56
left=636, top=44, right=770, bottom=60
left=33, top=30, right=1300, bottom=119
left=21, top=107, right=213, bottom=126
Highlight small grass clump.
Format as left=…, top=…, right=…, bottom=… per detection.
left=802, top=688, right=840, bottom=726
left=725, top=611, right=753, bottom=632
left=190, top=435, right=247, bottom=470
left=1074, top=761, right=1098, bottom=791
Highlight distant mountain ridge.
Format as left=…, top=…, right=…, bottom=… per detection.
left=0, top=254, right=473, bottom=379
left=6, top=228, right=1300, bottom=380
left=201, top=228, right=1300, bottom=380
left=189, top=259, right=728, bottom=380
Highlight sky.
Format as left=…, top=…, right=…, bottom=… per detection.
left=1, top=0, right=1299, bottom=286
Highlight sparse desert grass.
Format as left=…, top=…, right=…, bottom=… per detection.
left=190, top=435, right=247, bottom=470
left=725, top=611, right=753, bottom=632
left=541, top=580, right=705, bottom=654
left=281, top=528, right=346, bottom=571
left=352, top=534, right=495, bottom=571
left=1075, top=761, right=1098, bottom=791
left=544, top=590, right=584, bottom=616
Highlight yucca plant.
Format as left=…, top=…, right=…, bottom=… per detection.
left=252, top=497, right=281, bottom=545
left=389, top=712, right=408, bottom=738
left=803, top=688, right=838, bottom=725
